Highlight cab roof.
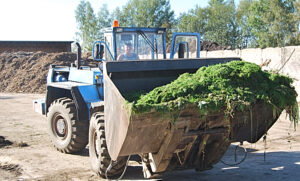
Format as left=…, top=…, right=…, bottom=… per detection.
left=102, top=27, right=166, bottom=34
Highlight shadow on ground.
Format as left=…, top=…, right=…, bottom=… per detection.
left=0, top=96, right=14, bottom=100
left=75, top=148, right=89, bottom=157
left=162, top=151, right=300, bottom=181
left=115, top=150, right=300, bottom=181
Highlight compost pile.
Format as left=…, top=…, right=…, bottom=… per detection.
left=201, top=41, right=231, bottom=51
left=126, top=61, right=299, bottom=124
left=0, top=51, right=92, bottom=94
left=166, top=40, right=231, bottom=52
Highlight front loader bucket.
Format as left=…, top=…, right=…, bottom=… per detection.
left=103, top=58, right=238, bottom=161
left=103, top=58, right=284, bottom=175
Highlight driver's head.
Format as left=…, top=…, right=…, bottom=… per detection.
left=124, top=43, right=133, bottom=54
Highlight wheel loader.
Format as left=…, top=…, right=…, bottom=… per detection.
left=34, top=21, right=281, bottom=179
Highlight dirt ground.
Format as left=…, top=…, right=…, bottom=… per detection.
left=0, top=93, right=300, bottom=181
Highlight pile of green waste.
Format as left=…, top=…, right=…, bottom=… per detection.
left=125, top=61, right=299, bottom=125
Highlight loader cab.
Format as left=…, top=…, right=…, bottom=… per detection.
left=97, top=26, right=167, bottom=61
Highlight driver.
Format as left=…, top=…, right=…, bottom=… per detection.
left=117, top=43, right=139, bottom=60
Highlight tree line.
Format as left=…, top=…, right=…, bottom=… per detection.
left=75, top=0, right=300, bottom=51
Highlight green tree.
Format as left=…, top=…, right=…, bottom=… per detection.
left=96, top=4, right=113, bottom=40
left=205, top=0, right=238, bottom=48
left=177, top=6, right=208, bottom=36
left=113, top=0, right=175, bottom=43
left=290, top=0, right=300, bottom=45
left=112, top=7, right=127, bottom=24
left=248, top=0, right=299, bottom=48
left=295, top=0, right=300, bottom=19
left=75, top=1, right=98, bottom=51
left=177, top=0, right=238, bottom=48
left=236, top=0, right=254, bottom=48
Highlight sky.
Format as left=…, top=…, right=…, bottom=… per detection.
left=0, top=0, right=211, bottom=41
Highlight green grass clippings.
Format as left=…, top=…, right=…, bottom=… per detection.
left=124, top=60, right=299, bottom=126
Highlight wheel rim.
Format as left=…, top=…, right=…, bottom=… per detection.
left=52, top=113, right=68, bottom=140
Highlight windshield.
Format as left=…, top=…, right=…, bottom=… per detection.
left=116, top=32, right=164, bottom=60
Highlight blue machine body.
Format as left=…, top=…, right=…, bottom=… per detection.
left=36, top=27, right=202, bottom=123
left=44, top=65, right=104, bottom=121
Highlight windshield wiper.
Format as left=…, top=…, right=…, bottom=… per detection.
left=137, top=30, right=158, bottom=59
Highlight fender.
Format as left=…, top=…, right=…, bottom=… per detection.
left=45, top=85, right=89, bottom=122
left=46, top=83, right=103, bottom=122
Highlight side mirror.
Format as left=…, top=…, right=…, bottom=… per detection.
left=99, top=45, right=104, bottom=59
left=94, top=44, right=104, bottom=60
left=178, top=43, right=185, bottom=58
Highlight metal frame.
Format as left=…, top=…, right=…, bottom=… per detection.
left=92, top=41, right=115, bottom=61
left=170, top=32, right=201, bottom=59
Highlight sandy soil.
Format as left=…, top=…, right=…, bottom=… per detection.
left=0, top=93, right=299, bottom=181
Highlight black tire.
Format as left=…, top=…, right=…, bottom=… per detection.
left=47, top=97, right=88, bottom=153
left=89, top=112, right=127, bottom=178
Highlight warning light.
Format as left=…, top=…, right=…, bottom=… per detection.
left=113, top=20, right=119, bottom=27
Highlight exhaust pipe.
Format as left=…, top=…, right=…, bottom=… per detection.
left=76, top=42, right=81, bottom=69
